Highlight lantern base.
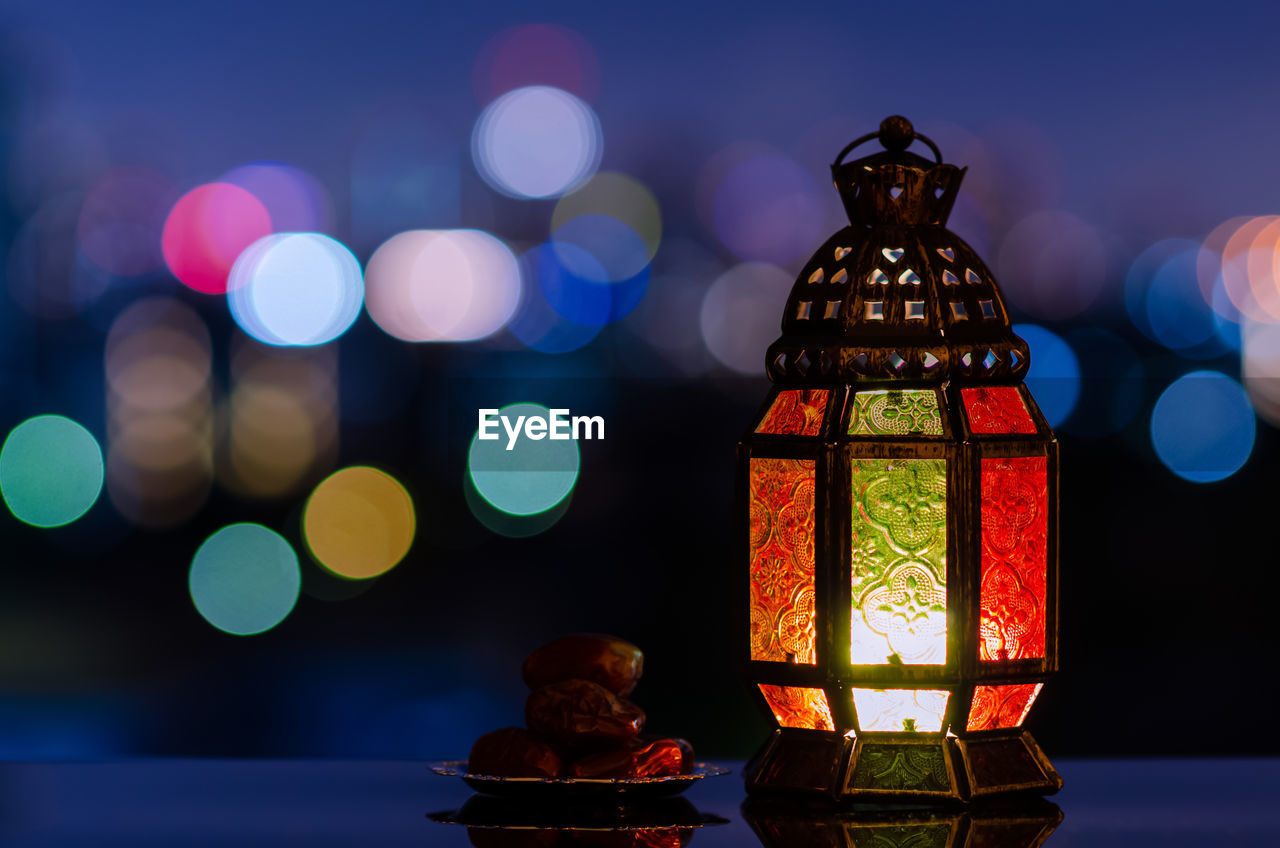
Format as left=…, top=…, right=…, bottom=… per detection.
left=744, top=729, right=1061, bottom=804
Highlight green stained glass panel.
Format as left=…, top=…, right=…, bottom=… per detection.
left=848, top=390, right=943, bottom=436
left=850, top=459, right=947, bottom=665
left=850, top=742, right=951, bottom=793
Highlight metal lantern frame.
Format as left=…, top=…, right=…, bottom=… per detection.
left=738, top=117, right=1062, bottom=803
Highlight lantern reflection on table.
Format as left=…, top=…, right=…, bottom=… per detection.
left=739, top=117, right=1061, bottom=802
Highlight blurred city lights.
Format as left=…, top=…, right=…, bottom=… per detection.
left=105, top=298, right=213, bottom=528
left=1145, top=246, right=1232, bottom=357
left=1242, top=318, right=1280, bottom=427
left=1151, top=371, right=1255, bottom=483
left=997, top=211, right=1106, bottom=321
left=1218, top=216, right=1280, bottom=323
left=537, top=234, right=649, bottom=326
left=227, top=233, right=364, bottom=347
left=463, top=470, right=571, bottom=538
left=624, top=238, right=721, bottom=376
left=8, top=193, right=109, bottom=319
left=1014, top=323, right=1081, bottom=428
left=509, top=245, right=602, bottom=353
left=700, top=262, right=792, bottom=374
left=1061, top=328, right=1144, bottom=439
left=551, top=172, right=662, bottom=262
left=364, top=229, right=521, bottom=342
left=0, top=415, right=103, bottom=527
left=219, top=341, right=338, bottom=499
left=350, top=108, right=461, bottom=251
left=77, top=166, right=175, bottom=277
left=467, top=402, right=580, bottom=516
left=471, top=85, right=602, bottom=199
left=1125, top=238, right=1199, bottom=342
left=221, top=162, right=333, bottom=233
left=189, top=523, right=301, bottom=635
left=473, top=23, right=600, bottom=102
left=1196, top=216, right=1251, bottom=317
left=707, top=148, right=825, bottom=266
left=303, top=467, right=415, bottom=580
left=161, top=182, right=273, bottom=294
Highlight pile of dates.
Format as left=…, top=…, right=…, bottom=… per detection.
left=469, top=634, right=694, bottom=779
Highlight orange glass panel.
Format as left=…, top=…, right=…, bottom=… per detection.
left=758, top=684, right=835, bottom=731
left=756, top=389, right=829, bottom=436
left=980, top=457, right=1048, bottom=662
left=961, top=387, right=1036, bottom=434
left=749, top=457, right=817, bottom=664
left=967, top=683, right=1043, bottom=731
left=852, top=688, right=950, bottom=733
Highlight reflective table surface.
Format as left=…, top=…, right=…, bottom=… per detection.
left=0, top=758, right=1275, bottom=845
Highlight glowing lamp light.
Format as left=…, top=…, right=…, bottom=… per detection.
left=740, top=118, right=1062, bottom=803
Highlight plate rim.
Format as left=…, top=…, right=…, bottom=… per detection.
left=428, top=759, right=731, bottom=785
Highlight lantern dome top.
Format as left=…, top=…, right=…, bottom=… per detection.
left=765, top=115, right=1030, bottom=386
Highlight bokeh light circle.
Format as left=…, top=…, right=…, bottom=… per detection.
left=189, top=523, right=301, bottom=635
left=364, top=229, right=521, bottom=342
left=221, top=162, right=333, bottom=233
left=1013, top=324, right=1080, bottom=428
left=303, top=466, right=415, bottom=580
left=1242, top=318, right=1280, bottom=427
left=474, top=24, right=600, bottom=102
left=77, top=166, right=176, bottom=277
left=700, top=263, right=793, bottom=374
left=509, top=245, right=603, bottom=353
left=228, top=233, right=364, bottom=346
left=996, top=211, right=1106, bottom=320
left=1150, top=371, right=1255, bottom=483
left=162, top=183, right=273, bottom=294
left=710, top=152, right=825, bottom=266
left=552, top=172, right=662, bottom=263
left=472, top=86, right=602, bottom=199
left=1146, top=247, right=1228, bottom=355
left=0, top=415, right=103, bottom=527
left=468, top=402, right=580, bottom=516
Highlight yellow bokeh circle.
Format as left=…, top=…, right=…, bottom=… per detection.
left=303, top=466, right=415, bottom=579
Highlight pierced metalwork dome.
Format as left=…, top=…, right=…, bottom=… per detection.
left=766, top=116, right=1029, bottom=384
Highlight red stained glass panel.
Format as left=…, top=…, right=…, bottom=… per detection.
left=967, top=683, right=1043, bottom=731
left=749, top=458, right=817, bottom=664
left=758, top=684, right=835, bottom=731
left=962, top=387, right=1036, bottom=434
left=979, top=457, right=1048, bottom=662
left=756, top=389, right=829, bottom=436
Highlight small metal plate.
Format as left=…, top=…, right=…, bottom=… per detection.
left=428, top=760, right=731, bottom=801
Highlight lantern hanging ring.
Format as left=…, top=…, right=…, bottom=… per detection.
left=832, top=115, right=943, bottom=169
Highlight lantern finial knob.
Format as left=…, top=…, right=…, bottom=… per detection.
left=879, top=115, right=914, bottom=151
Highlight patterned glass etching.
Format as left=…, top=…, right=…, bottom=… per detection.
left=848, top=390, right=943, bottom=436
left=961, top=387, right=1036, bottom=434
left=850, top=459, right=947, bottom=665
left=967, top=683, right=1044, bottom=731
left=980, top=457, right=1048, bottom=662
left=849, top=743, right=951, bottom=793
left=758, top=684, right=835, bottom=731
left=852, top=689, right=950, bottom=733
left=756, top=389, right=828, bottom=436
left=749, top=458, right=817, bottom=664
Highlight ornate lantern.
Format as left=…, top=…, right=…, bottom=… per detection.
left=739, top=117, right=1061, bottom=803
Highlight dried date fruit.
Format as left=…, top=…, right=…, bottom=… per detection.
left=525, top=679, right=645, bottom=743
left=468, top=727, right=563, bottom=778
left=638, top=735, right=695, bottom=774
left=569, top=737, right=684, bottom=779
left=523, top=635, right=644, bottom=697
